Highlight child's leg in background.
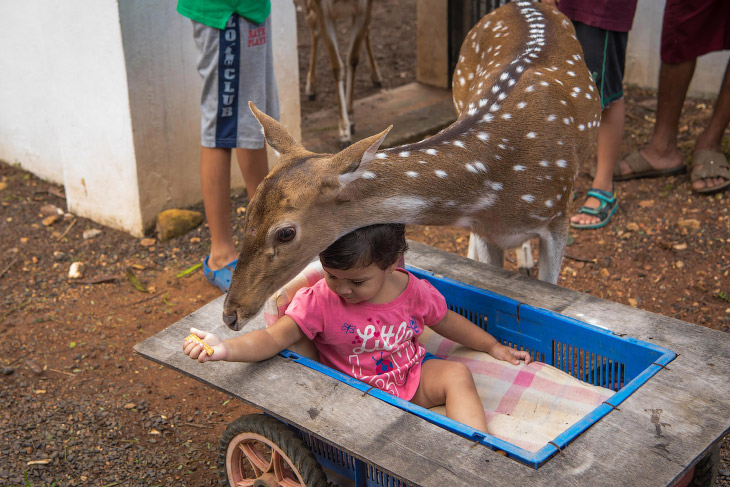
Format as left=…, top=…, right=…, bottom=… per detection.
left=201, top=147, right=239, bottom=270
left=411, top=359, right=488, bottom=432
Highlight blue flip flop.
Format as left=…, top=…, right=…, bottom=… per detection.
left=203, top=256, right=238, bottom=293
left=570, top=188, right=618, bottom=230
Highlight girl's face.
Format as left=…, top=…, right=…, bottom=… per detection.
left=322, top=262, right=392, bottom=304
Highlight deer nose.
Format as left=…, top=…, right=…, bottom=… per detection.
left=222, top=310, right=243, bottom=331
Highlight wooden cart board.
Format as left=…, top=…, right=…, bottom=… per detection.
left=134, top=241, right=730, bottom=486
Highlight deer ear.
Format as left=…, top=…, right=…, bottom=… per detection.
left=249, top=102, right=304, bottom=155
left=334, top=125, right=392, bottom=187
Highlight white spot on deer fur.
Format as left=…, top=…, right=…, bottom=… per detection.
left=586, top=93, right=593, bottom=99
left=521, top=195, right=535, bottom=203
left=495, top=154, right=503, bottom=160
left=513, top=165, right=526, bottom=171
left=361, top=171, right=376, bottom=180
left=547, top=114, right=556, bottom=122
left=474, top=161, right=486, bottom=172
left=557, top=140, right=564, bottom=145
left=454, top=140, right=465, bottom=148
left=467, top=107, right=478, bottom=116
left=578, top=124, right=586, bottom=131
left=501, top=113, right=512, bottom=120
left=545, top=199, right=554, bottom=208
left=516, top=65, right=524, bottom=73
left=525, top=85, right=535, bottom=92
left=425, top=148, right=438, bottom=156
left=539, top=160, right=549, bottom=167
left=382, top=196, right=428, bottom=213
left=567, top=71, right=576, bottom=77
left=498, top=144, right=506, bottom=150
left=418, top=160, right=427, bottom=164
left=376, top=153, right=387, bottom=160
left=517, top=102, right=527, bottom=109
left=490, top=103, right=501, bottom=112
left=526, top=132, right=536, bottom=138
left=465, top=163, right=478, bottom=173
left=498, top=92, right=507, bottom=101
left=435, top=170, right=448, bottom=178
left=459, top=77, right=466, bottom=86
left=556, top=194, right=562, bottom=200
left=556, top=159, right=567, bottom=168
left=563, top=118, right=571, bottom=125
left=483, top=114, right=494, bottom=122
left=477, top=132, right=489, bottom=141
left=479, top=98, right=488, bottom=108
left=485, top=181, right=503, bottom=191
left=406, top=171, right=419, bottom=178
left=399, top=151, right=411, bottom=158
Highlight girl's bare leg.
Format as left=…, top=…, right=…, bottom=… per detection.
left=411, top=359, right=488, bottom=432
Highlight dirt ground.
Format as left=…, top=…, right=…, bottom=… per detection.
left=2, top=1, right=730, bottom=485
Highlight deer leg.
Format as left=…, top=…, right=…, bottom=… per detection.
left=516, top=241, right=535, bottom=277
left=304, top=4, right=319, bottom=101
left=316, top=3, right=352, bottom=147
left=467, top=233, right=504, bottom=268
left=364, top=32, right=383, bottom=88
left=536, top=221, right=569, bottom=284
left=346, top=6, right=370, bottom=135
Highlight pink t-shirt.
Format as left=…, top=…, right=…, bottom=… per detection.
left=285, top=269, right=448, bottom=400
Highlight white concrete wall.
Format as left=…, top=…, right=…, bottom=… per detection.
left=625, top=0, right=729, bottom=99
left=0, top=0, right=301, bottom=236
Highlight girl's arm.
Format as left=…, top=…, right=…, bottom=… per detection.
left=183, top=315, right=306, bottom=364
left=429, top=310, right=532, bottom=365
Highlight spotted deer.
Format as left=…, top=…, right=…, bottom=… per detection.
left=301, top=0, right=383, bottom=147
left=222, top=2, right=600, bottom=330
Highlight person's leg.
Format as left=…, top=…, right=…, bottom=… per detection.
left=201, top=147, right=239, bottom=271
left=617, top=59, right=696, bottom=175
left=411, top=359, right=488, bottom=432
left=692, top=58, right=730, bottom=191
left=571, top=98, right=624, bottom=226
left=234, top=147, right=269, bottom=200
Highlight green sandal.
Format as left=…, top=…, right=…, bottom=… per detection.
left=570, top=188, right=618, bottom=230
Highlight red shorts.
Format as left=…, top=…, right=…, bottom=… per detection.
left=661, top=0, right=730, bottom=64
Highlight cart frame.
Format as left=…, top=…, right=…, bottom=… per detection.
left=135, top=241, right=730, bottom=486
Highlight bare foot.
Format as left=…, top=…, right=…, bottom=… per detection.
left=692, top=175, right=729, bottom=192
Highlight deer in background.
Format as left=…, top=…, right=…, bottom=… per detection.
left=222, top=2, right=600, bottom=330
left=301, top=0, right=383, bottom=147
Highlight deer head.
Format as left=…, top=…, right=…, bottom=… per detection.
left=222, top=102, right=392, bottom=330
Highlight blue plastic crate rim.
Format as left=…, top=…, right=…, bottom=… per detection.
left=278, top=265, right=677, bottom=469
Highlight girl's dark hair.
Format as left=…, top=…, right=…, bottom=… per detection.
left=319, top=224, right=408, bottom=270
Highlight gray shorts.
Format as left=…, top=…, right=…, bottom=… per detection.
left=192, top=14, right=280, bottom=149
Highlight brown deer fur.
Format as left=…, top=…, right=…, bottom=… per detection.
left=222, top=2, right=600, bottom=330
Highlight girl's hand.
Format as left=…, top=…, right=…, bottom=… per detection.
left=183, top=327, right=228, bottom=363
left=488, top=343, right=532, bottom=365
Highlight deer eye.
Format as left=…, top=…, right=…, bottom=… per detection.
left=275, top=226, right=296, bottom=243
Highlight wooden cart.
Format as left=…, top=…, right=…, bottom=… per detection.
left=135, top=241, right=728, bottom=486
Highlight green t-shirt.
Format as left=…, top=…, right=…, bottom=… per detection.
left=177, top=0, right=271, bottom=29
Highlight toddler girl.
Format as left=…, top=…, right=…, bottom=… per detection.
left=184, top=224, right=531, bottom=432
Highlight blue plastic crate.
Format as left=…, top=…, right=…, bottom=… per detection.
left=279, top=266, right=676, bottom=480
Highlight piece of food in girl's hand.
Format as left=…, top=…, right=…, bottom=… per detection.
left=185, top=333, right=213, bottom=356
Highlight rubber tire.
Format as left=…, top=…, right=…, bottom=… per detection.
left=218, top=414, right=328, bottom=487
left=688, top=444, right=720, bottom=487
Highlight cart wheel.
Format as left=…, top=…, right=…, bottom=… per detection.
left=218, top=414, right=328, bottom=487
left=688, top=443, right=720, bottom=487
